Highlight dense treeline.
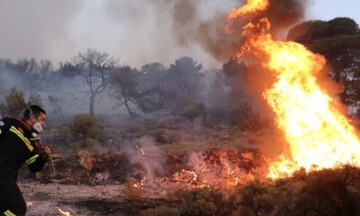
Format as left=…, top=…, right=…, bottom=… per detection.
left=0, top=17, right=360, bottom=126
left=0, top=53, right=242, bottom=126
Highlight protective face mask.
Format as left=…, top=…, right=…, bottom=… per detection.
left=32, top=122, right=43, bottom=134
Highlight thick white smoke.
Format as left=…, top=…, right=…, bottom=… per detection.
left=0, top=0, right=239, bottom=69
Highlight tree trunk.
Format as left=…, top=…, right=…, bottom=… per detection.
left=89, top=95, right=95, bottom=117
left=124, top=99, right=135, bottom=117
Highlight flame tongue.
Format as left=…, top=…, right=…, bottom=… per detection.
left=228, top=0, right=269, bottom=18
left=227, top=0, right=360, bottom=178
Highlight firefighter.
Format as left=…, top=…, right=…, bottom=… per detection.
left=0, top=105, right=50, bottom=216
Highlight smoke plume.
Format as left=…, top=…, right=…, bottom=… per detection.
left=171, top=0, right=310, bottom=62
left=0, top=0, right=235, bottom=69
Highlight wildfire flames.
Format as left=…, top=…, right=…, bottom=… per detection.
left=228, top=0, right=268, bottom=19
left=227, top=0, right=360, bottom=178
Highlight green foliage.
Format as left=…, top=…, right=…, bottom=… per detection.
left=231, top=180, right=273, bottom=216
left=287, top=18, right=360, bottom=71
left=0, top=87, right=27, bottom=117
left=175, top=188, right=226, bottom=216
left=71, top=114, right=100, bottom=145
left=161, top=56, right=204, bottom=113
left=287, top=18, right=359, bottom=45
left=230, top=167, right=360, bottom=216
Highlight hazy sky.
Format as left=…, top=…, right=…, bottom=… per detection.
left=0, top=0, right=359, bottom=69
left=308, top=0, right=360, bottom=24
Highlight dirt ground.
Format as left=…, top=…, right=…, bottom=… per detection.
left=21, top=181, right=178, bottom=216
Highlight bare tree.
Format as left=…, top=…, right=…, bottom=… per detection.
left=69, top=49, right=117, bottom=116
left=109, top=66, right=140, bottom=117
left=110, top=64, right=174, bottom=117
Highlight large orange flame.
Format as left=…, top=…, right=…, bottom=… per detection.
left=227, top=0, right=360, bottom=178
left=228, top=0, right=268, bottom=19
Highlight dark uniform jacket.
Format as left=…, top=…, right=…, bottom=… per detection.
left=0, top=117, right=48, bottom=180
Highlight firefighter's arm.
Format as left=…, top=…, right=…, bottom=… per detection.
left=40, top=143, right=52, bottom=154
left=26, top=143, right=49, bottom=172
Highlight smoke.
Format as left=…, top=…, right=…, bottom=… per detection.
left=171, top=0, right=310, bottom=62
left=0, top=0, right=313, bottom=120
left=265, top=0, right=310, bottom=38
left=102, top=0, right=241, bottom=68
left=0, top=0, right=235, bottom=69
left=171, top=0, right=241, bottom=63
left=221, top=0, right=311, bottom=121
left=0, top=0, right=311, bottom=69
left=0, top=1, right=82, bottom=63
left=124, top=135, right=166, bottom=186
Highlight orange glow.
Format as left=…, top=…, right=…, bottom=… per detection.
left=133, top=177, right=145, bottom=188
left=227, top=0, right=360, bottom=178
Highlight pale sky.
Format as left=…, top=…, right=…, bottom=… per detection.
left=307, top=0, right=360, bottom=24
left=0, top=0, right=359, bottom=69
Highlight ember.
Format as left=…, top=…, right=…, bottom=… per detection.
left=172, top=169, right=198, bottom=184
left=55, top=207, right=72, bottom=216
left=26, top=201, right=34, bottom=208
left=133, top=177, right=145, bottom=188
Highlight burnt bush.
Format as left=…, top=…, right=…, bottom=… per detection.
left=70, top=114, right=100, bottom=146
left=0, top=87, right=28, bottom=117
left=141, top=206, right=182, bottom=216
left=182, top=102, right=206, bottom=126
left=152, top=129, right=179, bottom=145
left=141, top=166, right=360, bottom=216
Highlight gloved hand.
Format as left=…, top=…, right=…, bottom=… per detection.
left=40, top=144, right=52, bottom=154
